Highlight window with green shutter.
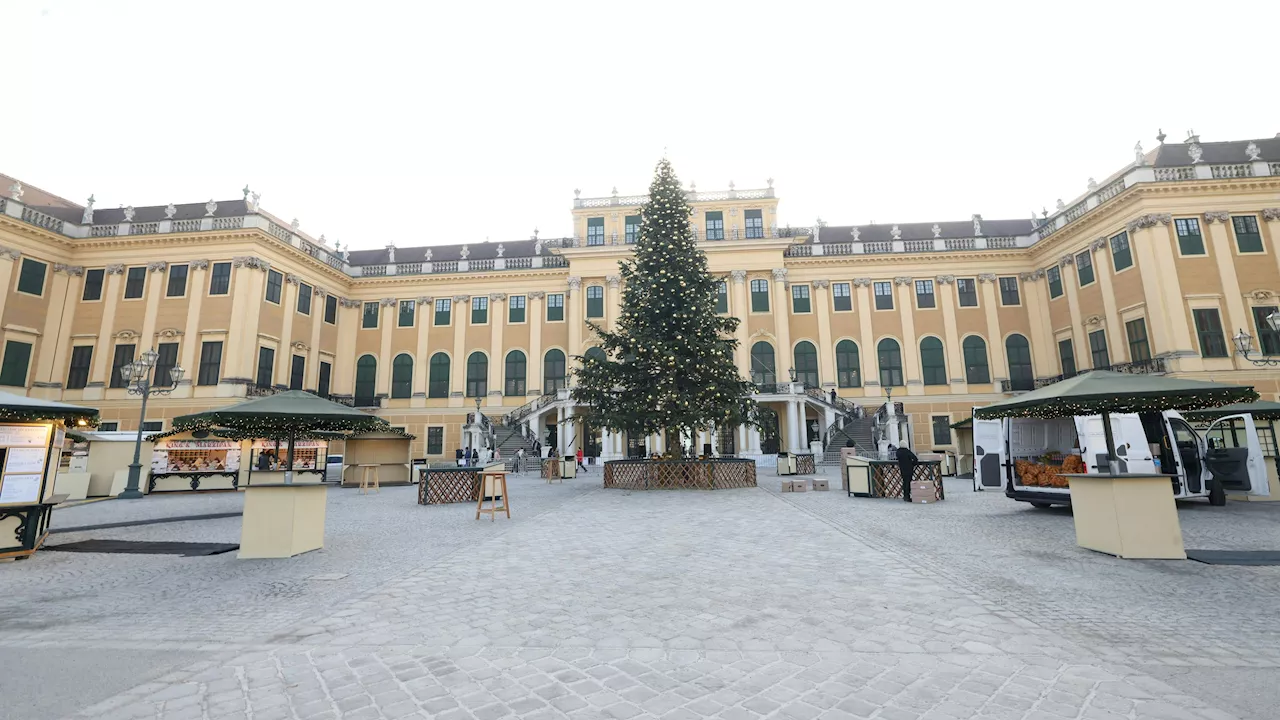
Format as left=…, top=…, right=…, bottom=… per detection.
left=0, top=341, right=33, bottom=386
left=956, top=278, right=977, bottom=307
left=714, top=281, right=728, bottom=313
left=1253, top=306, right=1280, bottom=355
left=124, top=267, right=146, bottom=299
left=1047, top=267, right=1063, bottom=298
left=1058, top=339, right=1076, bottom=377
left=166, top=264, right=189, bottom=297
left=832, top=282, right=852, bottom=311
left=745, top=209, right=764, bottom=239
left=1088, top=330, right=1109, bottom=369
left=296, top=283, right=312, bottom=314
left=915, top=280, right=935, bottom=309
left=1233, top=216, right=1263, bottom=253
left=1174, top=219, right=1205, bottom=255
left=17, top=258, right=46, bottom=296
left=265, top=270, right=283, bottom=303
left=398, top=300, right=415, bottom=327
left=791, top=285, right=811, bottom=313
left=471, top=296, right=488, bottom=324
left=586, top=217, right=605, bottom=246
left=586, top=286, right=604, bottom=318
left=66, top=345, right=93, bottom=389
left=546, top=294, right=564, bottom=321
left=999, top=277, right=1020, bottom=306
left=434, top=298, right=451, bottom=326
left=624, top=215, right=642, bottom=244
left=920, top=337, right=947, bottom=385
left=962, top=336, right=989, bottom=383
left=82, top=268, right=105, bottom=301
left=1110, top=231, right=1133, bottom=270
left=1193, top=309, right=1228, bottom=357
left=256, top=347, right=275, bottom=388
left=427, top=427, right=444, bottom=455
left=363, top=301, right=380, bottom=328
left=508, top=295, right=526, bottom=323
left=705, top=211, right=724, bottom=240
left=750, top=279, right=769, bottom=312
left=873, top=282, right=893, bottom=310
left=931, top=416, right=952, bottom=447
left=1076, top=251, right=1094, bottom=286
left=1126, top=318, right=1151, bottom=362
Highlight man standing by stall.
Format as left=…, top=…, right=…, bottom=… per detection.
left=893, top=443, right=919, bottom=502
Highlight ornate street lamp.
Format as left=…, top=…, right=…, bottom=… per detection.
left=788, top=366, right=797, bottom=383
left=1235, top=312, right=1280, bottom=366
left=119, top=349, right=184, bottom=499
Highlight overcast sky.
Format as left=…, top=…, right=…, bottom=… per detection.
left=8, top=1, right=1278, bottom=250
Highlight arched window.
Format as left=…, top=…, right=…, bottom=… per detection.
left=466, top=352, right=488, bottom=397
left=391, top=354, right=413, bottom=399
left=584, top=347, right=607, bottom=364
left=427, top=353, right=450, bottom=398
left=877, top=339, right=903, bottom=387
left=1006, top=334, right=1033, bottom=391
left=544, top=349, right=567, bottom=392
left=750, top=341, right=776, bottom=387
left=920, top=337, right=947, bottom=385
left=504, top=351, right=526, bottom=396
left=794, top=341, right=819, bottom=387
left=355, top=355, right=377, bottom=404
left=962, top=336, right=990, bottom=384
left=835, top=340, right=860, bottom=388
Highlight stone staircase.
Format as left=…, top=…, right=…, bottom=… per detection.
left=491, top=422, right=538, bottom=471
left=823, top=414, right=876, bottom=464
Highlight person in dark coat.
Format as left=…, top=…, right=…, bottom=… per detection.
left=895, top=444, right=919, bottom=501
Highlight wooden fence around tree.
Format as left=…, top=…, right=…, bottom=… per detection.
left=602, top=459, right=757, bottom=490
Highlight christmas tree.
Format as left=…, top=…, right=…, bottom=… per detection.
left=573, top=159, right=757, bottom=454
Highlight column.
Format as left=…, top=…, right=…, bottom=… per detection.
left=772, top=269, right=792, bottom=373
left=812, top=279, right=835, bottom=387
left=786, top=399, right=801, bottom=452
left=605, top=275, right=621, bottom=332
left=730, top=270, right=749, bottom=374
left=377, top=298, right=394, bottom=395
left=414, top=296, right=432, bottom=406
left=178, top=261, right=209, bottom=399
left=1205, top=212, right=1250, bottom=352
left=528, top=291, right=545, bottom=394
left=224, top=258, right=267, bottom=381
left=978, top=275, right=1006, bottom=385
left=566, top=277, right=582, bottom=371
left=1090, top=240, right=1126, bottom=362
left=799, top=401, right=809, bottom=449
left=276, top=277, right=300, bottom=386
left=854, top=279, right=875, bottom=396
left=86, top=265, right=126, bottom=397
left=450, top=295, right=467, bottom=405
left=333, top=299, right=361, bottom=395
left=488, top=293, right=505, bottom=408
left=1060, top=258, right=1090, bottom=368
left=0, top=247, right=16, bottom=325
left=935, top=276, right=965, bottom=390
left=34, top=265, right=80, bottom=392
left=895, top=277, right=922, bottom=395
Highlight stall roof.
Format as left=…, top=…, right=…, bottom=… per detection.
left=950, top=417, right=972, bottom=429
left=0, top=390, right=98, bottom=425
left=1183, top=401, right=1280, bottom=421
left=973, top=371, right=1257, bottom=419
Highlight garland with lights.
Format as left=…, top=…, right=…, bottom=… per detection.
left=0, top=407, right=98, bottom=428
left=972, top=371, right=1258, bottom=420
left=573, top=158, right=757, bottom=450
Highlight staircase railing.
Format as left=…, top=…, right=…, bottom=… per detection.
left=504, top=392, right=556, bottom=427
left=803, top=386, right=861, bottom=416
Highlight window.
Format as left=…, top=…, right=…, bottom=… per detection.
left=1058, top=339, right=1076, bottom=378
left=82, top=268, right=104, bottom=301
left=109, top=343, right=135, bottom=389
left=1111, top=231, right=1133, bottom=269
left=1126, top=319, right=1152, bottom=362
left=745, top=209, right=764, bottom=239
left=140, top=421, right=164, bottom=433
left=877, top=339, right=903, bottom=387
left=957, top=278, right=977, bottom=307
left=833, top=282, right=852, bottom=311
left=318, top=361, right=331, bottom=397
left=505, top=351, right=526, bottom=396
left=1076, top=251, right=1094, bottom=287
left=164, top=264, right=188, bottom=297
left=585, top=347, right=606, bottom=365
left=154, top=343, right=179, bottom=388
left=705, top=211, right=724, bottom=240
left=544, top=349, right=566, bottom=392
left=324, top=295, right=337, bottom=324
left=750, top=279, right=769, bottom=312
left=750, top=342, right=776, bottom=386
left=465, top=353, right=488, bottom=397
left=265, top=269, right=283, bottom=303
left=363, top=301, right=380, bottom=329
left=391, top=354, right=413, bottom=398
left=1046, top=267, right=1062, bottom=299
left=427, top=427, right=444, bottom=455
left=1254, top=306, right=1280, bottom=355
left=1005, top=335, right=1033, bottom=391
left=509, top=295, right=526, bottom=323
left=1175, top=219, right=1205, bottom=256
left=97, top=422, right=119, bottom=432
left=931, top=416, right=952, bottom=447
left=197, top=341, right=223, bottom=386
left=66, top=346, right=93, bottom=389
left=999, top=277, right=1020, bottom=306
left=209, top=262, right=231, bottom=295
left=586, top=217, right=605, bottom=246
left=714, top=281, right=728, bottom=313
left=355, top=355, right=377, bottom=403
left=17, top=258, right=46, bottom=296
left=586, top=286, right=604, bottom=318
left=1089, top=330, right=1110, bottom=369
left=794, top=341, right=819, bottom=387
left=256, top=347, right=275, bottom=388
left=1193, top=308, right=1228, bottom=357
left=546, top=294, right=564, bottom=321
left=914, top=337, right=945, bottom=385
left=434, top=298, right=452, bottom=326
left=0, top=341, right=32, bottom=386
left=915, top=280, right=935, bottom=309
left=835, top=340, right=860, bottom=388
left=624, top=215, right=642, bottom=244
left=124, top=267, right=146, bottom=299
left=289, top=355, right=305, bottom=390
left=297, top=283, right=312, bottom=315
left=471, top=296, right=488, bottom=325
left=1233, top=216, right=1263, bottom=253
left=962, top=336, right=989, bottom=384
left=791, top=285, right=811, bottom=313
left=398, top=300, right=416, bottom=327
left=428, top=353, right=450, bottom=398
left=873, top=282, right=894, bottom=310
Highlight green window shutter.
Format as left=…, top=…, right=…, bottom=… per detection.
left=1174, top=220, right=1204, bottom=256
left=0, top=341, right=33, bottom=386
left=18, top=259, right=47, bottom=296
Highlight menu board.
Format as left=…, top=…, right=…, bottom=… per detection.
left=5, top=447, right=47, bottom=474
left=0, top=474, right=41, bottom=504
left=0, top=425, right=50, bottom=447
left=0, top=423, right=53, bottom=506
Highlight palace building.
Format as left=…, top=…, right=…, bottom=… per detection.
left=1, top=132, right=1279, bottom=462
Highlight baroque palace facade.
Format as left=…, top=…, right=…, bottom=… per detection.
left=1, top=133, right=1279, bottom=460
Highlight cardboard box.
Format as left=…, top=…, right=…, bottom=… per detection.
left=781, top=481, right=795, bottom=492
left=812, top=479, right=829, bottom=491
left=792, top=480, right=808, bottom=492
left=909, top=481, right=938, bottom=501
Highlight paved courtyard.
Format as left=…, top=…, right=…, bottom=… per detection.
left=1, top=470, right=1277, bottom=720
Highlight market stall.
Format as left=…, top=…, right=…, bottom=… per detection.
left=148, top=434, right=243, bottom=492
left=0, top=391, right=98, bottom=560
left=1186, top=401, right=1280, bottom=502
left=340, top=430, right=413, bottom=487
left=247, top=438, right=327, bottom=485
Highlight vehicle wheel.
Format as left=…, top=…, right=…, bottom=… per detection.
left=1029, top=501, right=1054, bottom=509
left=1208, top=479, right=1227, bottom=506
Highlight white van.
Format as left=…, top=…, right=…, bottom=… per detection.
left=972, top=409, right=1270, bottom=507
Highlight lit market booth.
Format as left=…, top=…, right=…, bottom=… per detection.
left=974, top=370, right=1256, bottom=559
left=171, top=391, right=391, bottom=559
left=145, top=431, right=243, bottom=492
left=1185, top=401, right=1280, bottom=501
left=0, top=391, right=98, bottom=560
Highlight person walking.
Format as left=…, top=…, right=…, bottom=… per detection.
left=463, top=446, right=473, bottom=467
left=829, top=388, right=837, bottom=404
left=493, top=447, right=501, bottom=467
left=895, top=444, right=919, bottom=502
left=576, top=447, right=587, bottom=473
left=515, top=447, right=525, bottom=473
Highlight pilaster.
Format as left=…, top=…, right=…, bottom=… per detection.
left=276, top=277, right=300, bottom=386
left=854, top=279, right=875, bottom=396
left=1059, top=255, right=1089, bottom=368
left=176, top=261, right=208, bottom=399
left=812, top=279, right=835, bottom=387
left=730, top=271, right=749, bottom=375
left=377, top=298, right=395, bottom=395
left=894, top=278, right=922, bottom=395
left=333, top=299, right=360, bottom=395
left=488, top=293, right=505, bottom=407
left=450, top=295, right=467, bottom=406
left=935, top=275, right=964, bottom=391
left=33, top=266, right=79, bottom=393
left=978, top=275, right=1006, bottom=385
left=1204, top=212, right=1250, bottom=364
left=86, top=266, right=126, bottom=396
left=528, top=292, right=544, bottom=395
left=1090, top=238, right=1126, bottom=363
left=566, top=277, right=582, bottom=371
left=772, top=269, right=791, bottom=376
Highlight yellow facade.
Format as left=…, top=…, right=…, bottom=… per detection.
left=2, top=135, right=1279, bottom=460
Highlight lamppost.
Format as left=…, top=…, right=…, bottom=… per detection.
left=1234, top=312, right=1280, bottom=366
left=119, top=349, right=184, bottom=499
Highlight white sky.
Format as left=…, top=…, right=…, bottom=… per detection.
left=7, top=1, right=1278, bottom=250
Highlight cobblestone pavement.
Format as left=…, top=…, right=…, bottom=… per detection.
left=2, top=470, right=1276, bottom=720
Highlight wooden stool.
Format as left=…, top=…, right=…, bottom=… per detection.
left=476, top=470, right=510, bottom=521
left=358, top=464, right=380, bottom=494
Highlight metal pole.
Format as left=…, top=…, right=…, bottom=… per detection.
left=1101, top=410, right=1118, bottom=476
left=120, top=381, right=151, bottom=499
